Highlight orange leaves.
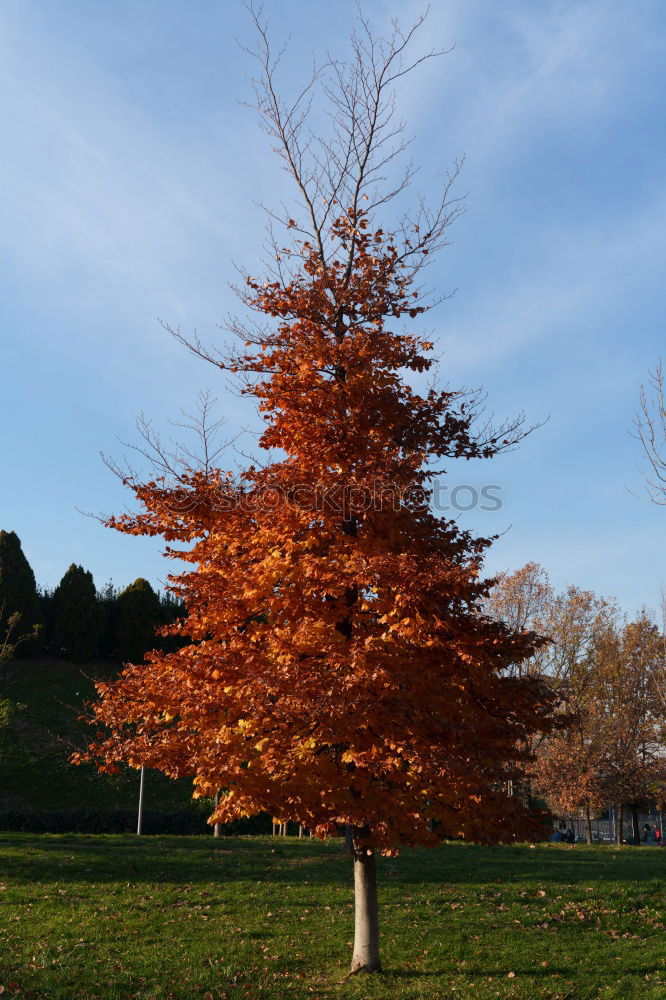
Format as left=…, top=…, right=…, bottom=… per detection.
left=81, top=210, right=557, bottom=853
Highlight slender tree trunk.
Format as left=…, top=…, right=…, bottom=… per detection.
left=350, top=846, right=382, bottom=975
left=585, top=805, right=593, bottom=845
left=136, top=766, right=145, bottom=836
left=630, top=805, right=640, bottom=845
left=213, top=790, right=221, bottom=838
left=615, top=804, right=624, bottom=845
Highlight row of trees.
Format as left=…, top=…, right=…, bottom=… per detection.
left=488, top=563, right=666, bottom=843
left=0, top=529, right=180, bottom=664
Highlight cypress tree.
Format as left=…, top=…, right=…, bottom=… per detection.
left=0, top=531, right=42, bottom=652
left=114, top=578, right=161, bottom=664
left=53, top=564, right=105, bottom=663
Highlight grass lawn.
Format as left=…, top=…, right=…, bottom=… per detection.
left=0, top=835, right=664, bottom=1000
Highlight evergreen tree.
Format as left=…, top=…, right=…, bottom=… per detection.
left=97, top=580, right=120, bottom=658
left=38, top=587, right=56, bottom=649
left=158, top=589, right=186, bottom=654
left=114, top=578, right=161, bottom=664
left=53, top=564, right=105, bottom=663
left=0, top=531, right=42, bottom=653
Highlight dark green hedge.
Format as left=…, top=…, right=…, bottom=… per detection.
left=0, top=808, right=272, bottom=836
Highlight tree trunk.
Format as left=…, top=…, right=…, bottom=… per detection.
left=213, top=790, right=221, bottom=838
left=630, top=805, right=640, bottom=845
left=615, top=804, right=624, bottom=845
left=585, top=806, right=593, bottom=845
left=350, top=846, right=382, bottom=975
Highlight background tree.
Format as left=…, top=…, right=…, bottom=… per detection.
left=114, top=578, right=162, bottom=665
left=486, top=563, right=553, bottom=678
left=97, top=580, right=120, bottom=659
left=0, top=530, right=42, bottom=652
left=487, top=566, right=616, bottom=688
left=527, top=595, right=666, bottom=844
left=490, top=567, right=623, bottom=841
left=77, top=10, right=555, bottom=975
left=52, top=564, right=105, bottom=664
left=594, top=614, right=666, bottom=843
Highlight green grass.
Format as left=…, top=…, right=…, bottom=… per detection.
left=1, top=836, right=665, bottom=1000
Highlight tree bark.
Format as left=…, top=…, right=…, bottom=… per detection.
left=350, top=846, right=382, bottom=974
left=615, top=804, right=624, bottom=845
left=213, top=790, right=221, bottom=838
left=585, top=805, right=593, bottom=845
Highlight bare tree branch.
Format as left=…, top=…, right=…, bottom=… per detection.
left=633, top=360, right=666, bottom=504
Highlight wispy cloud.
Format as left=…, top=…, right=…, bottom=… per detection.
left=441, top=190, right=666, bottom=369
left=0, top=4, right=276, bottom=322
left=1, top=0, right=664, bottom=607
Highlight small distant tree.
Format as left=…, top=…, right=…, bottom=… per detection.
left=0, top=531, right=42, bottom=652
left=52, top=564, right=105, bottom=663
left=0, top=605, right=40, bottom=759
left=0, top=607, right=41, bottom=678
left=114, top=579, right=162, bottom=664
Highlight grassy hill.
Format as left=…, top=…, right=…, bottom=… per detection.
left=0, top=655, right=215, bottom=829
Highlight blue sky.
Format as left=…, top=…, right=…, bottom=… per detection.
left=1, top=0, right=664, bottom=612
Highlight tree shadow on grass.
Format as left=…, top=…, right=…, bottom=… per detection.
left=0, top=835, right=663, bottom=890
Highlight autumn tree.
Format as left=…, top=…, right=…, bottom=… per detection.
left=516, top=578, right=666, bottom=844
left=537, top=586, right=618, bottom=843
left=490, top=566, right=620, bottom=842
left=486, top=563, right=553, bottom=678
left=594, top=614, right=666, bottom=843
left=77, top=10, right=556, bottom=974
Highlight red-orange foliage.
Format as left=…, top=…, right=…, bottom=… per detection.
left=76, top=214, right=554, bottom=851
